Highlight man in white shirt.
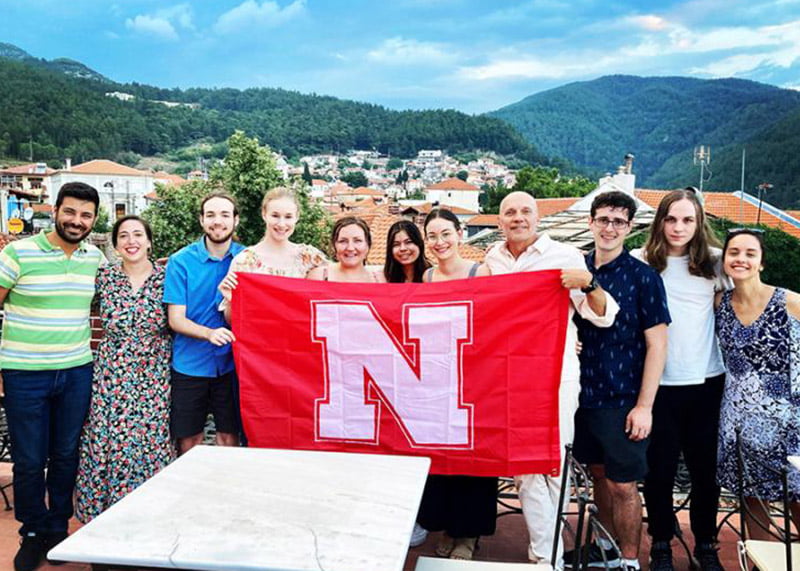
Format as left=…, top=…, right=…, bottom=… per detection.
left=484, top=191, right=619, bottom=567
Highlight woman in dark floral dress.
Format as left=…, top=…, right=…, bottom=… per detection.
left=75, top=215, right=173, bottom=522
left=714, top=228, right=800, bottom=540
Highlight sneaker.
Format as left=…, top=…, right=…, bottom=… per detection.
left=14, top=533, right=45, bottom=571
left=649, top=540, right=674, bottom=571
left=43, top=532, right=68, bottom=566
left=563, top=543, right=622, bottom=569
left=409, top=523, right=428, bottom=548
left=694, top=542, right=724, bottom=571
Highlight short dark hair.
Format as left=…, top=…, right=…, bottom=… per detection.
left=111, top=215, right=153, bottom=248
left=590, top=191, right=637, bottom=221
left=423, top=207, right=461, bottom=232
left=383, top=220, right=431, bottom=283
left=331, top=216, right=372, bottom=250
left=200, top=191, right=239, bottom=217
left=56, top=182, right=99, bottom=214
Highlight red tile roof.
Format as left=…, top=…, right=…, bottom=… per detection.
left=787, top=210, right=800, bottom=220
left=350, top=186, right=386, bottom=197
left=466, top=214, right=499, bottom=227
left=2, top=163, right=56, bottom=175
left=152, top=171, right=187, bottom=185
left=66, top=160, right=150, bottom=176
left=426, top=178, right=480, bottom=192
left=534, top=197, right=581, bottom=217
left=403, top=202, right=478, bottom=216
left=636, top=190, right=800, bottom=240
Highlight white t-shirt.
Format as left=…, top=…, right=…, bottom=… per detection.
left=632, top=247, right=726, bottom=386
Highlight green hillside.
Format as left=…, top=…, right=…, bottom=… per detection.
left=489, top=75, right=800, bottom=207
left=0, top=52, right=541, bottom=163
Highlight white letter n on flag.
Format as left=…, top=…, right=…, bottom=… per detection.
left=312, top=301, right=473, bottom=448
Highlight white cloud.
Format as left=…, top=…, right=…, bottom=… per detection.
left=156, top=4, right=195, bottom=31
left=367, top=37, right=458, bottom=66
left=124, top=4, right=194, bottom=42
left=125, top=15, right=179, bottom=41
left=457, top=58, right=570, bottom=81
left=628, top=14, right=670, bottom=32
left=214, top=0, right=306, bottom=35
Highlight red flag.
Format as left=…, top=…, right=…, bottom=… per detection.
left=232, top=270, right=569, bottom=476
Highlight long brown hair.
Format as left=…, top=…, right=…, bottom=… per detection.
left=643, top=189, right=720, bottom=279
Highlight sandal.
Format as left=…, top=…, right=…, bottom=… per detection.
left=450, top=536, right=478, bottom=560
left=435, top=533, right=455, bottom=557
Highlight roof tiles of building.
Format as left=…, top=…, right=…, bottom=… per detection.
left=152, top=171, right=188, bottom=185
left=404, top=202, right=478, bottom=216
left=2, top=163, right=56, bottom=175
left=466, top=214, right=499, bottom=227
left=65, top=159, right=150, bottom=176
left=426, top=178, right=480, bottom=192
left=635, top=189, right=800, bottom=240
left=536, top=197, right=581, bottom=217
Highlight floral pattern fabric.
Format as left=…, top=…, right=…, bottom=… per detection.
left=75, top=263, right=173, bottom=522
left=715, top=288, right=800, bottom=500
left=230, top=243, right=327, bottom=277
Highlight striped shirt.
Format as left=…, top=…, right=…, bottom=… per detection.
left=0, top=231, right=104, bottom=370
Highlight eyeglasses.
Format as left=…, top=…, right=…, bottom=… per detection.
left=592, top=216, right=630, bottom=229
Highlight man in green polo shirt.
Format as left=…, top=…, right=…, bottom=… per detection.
left=0, top=182, right=104, bottom=571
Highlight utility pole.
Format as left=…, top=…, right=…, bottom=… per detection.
left=756, top=182, right=772, bottom=226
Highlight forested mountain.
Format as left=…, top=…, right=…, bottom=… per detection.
left=0, top=42, right=109, bottom=82
left=0, top=49, right=540, bottom=163
left=489, top=75, right=800, bottom=208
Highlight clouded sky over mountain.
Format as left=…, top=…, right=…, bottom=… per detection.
left=2, top=0, right=799, bottom=112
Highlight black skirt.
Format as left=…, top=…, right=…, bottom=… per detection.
left=417, top=475, right=498, bottom=538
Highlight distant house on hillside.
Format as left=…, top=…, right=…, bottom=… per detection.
left=424, top=177, right=482, bottom=212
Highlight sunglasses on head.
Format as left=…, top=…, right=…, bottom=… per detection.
left=727, top=227, right=765, bottom=236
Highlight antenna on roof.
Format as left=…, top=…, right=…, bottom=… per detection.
left=693, top=145, right=711, bottom=203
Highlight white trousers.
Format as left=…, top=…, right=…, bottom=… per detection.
left=515, top=379, right=581, bottom=567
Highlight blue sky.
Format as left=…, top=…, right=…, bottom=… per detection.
left=2, top=0, right=800, bottom=113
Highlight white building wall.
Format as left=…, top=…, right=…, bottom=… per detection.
left=424, top=189, right=480, bottom=212
left=48, top=172, right=154, bottom=219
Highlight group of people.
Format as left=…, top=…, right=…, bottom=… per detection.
left=0, top=180, right=797, bottom=571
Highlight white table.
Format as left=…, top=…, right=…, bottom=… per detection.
left=49, top=445, right=430, bottom=571
left=789, top=455, right=800, bottom=471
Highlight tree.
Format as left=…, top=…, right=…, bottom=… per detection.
left=341, top=171, right=368, bottom=188
left=386, top=158, right=403, bottom=171
left=93, top=205, right=111, bottom=234
left=210, top=131, right=283, bottom=246
left=143, top=181, right=206, bottom=259
left=301, top=162, right=312, bottom=186
left=293, top=184, right=333, bottom=256
left=482, top=166, right=594, bottom=213
left=456, top=170, right=468, bottom=181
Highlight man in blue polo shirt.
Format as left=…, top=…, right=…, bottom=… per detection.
left=163, top=191, right=245, bottom=455
left=569, top=191, right=670, bottom=571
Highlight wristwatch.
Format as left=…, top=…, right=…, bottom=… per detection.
left=581, top=275, right=599, bottom=294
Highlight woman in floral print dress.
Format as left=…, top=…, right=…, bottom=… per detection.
left=75, top=215, right=173, bottom=522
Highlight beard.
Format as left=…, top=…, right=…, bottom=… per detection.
left=204, top=227, right=235, bottom=244
left=55, top=219, right=92, bottom=244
